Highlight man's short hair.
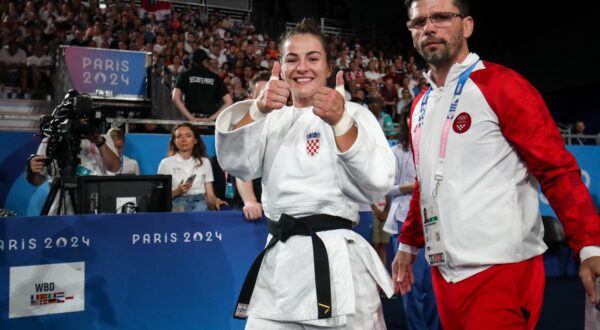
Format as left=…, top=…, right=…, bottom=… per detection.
left=404, top=0, right=470, bottom=16
left=251, top=70, right=271, bottom=87
left=192, top=49, right=208, bottom=64
left=107, top=128, right=124, bottom=142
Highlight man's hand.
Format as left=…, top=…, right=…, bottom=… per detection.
left=255, top=61, right=290, bottom=114
left=313, top=71, right=346, bottom=126
left=391, top=250, right=416, bottom=295
left=29, top=155, right=48, bottom=174
left=580, top=256, right=600, bottom=304
left=243, top=201, right=263, bottom=221
left=87, top=134, right=104, bottom=146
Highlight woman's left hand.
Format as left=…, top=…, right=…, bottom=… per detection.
left=312, top=71, right=346, bottom=126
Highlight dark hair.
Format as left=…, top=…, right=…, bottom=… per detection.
left=168, top=123, right=206, bottom=166
left=251, top=70, right=271, bottom=87
left=398, top=107, right=412, bottom=152
left=404, top=0, right=470, bottom=16
left=278, top=17, right=331, bottom=62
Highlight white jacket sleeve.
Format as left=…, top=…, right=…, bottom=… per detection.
left=335, top=102, right=395, bottom=203
left=215, top=100, right=268, bottom=181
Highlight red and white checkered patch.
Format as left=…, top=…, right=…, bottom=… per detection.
left=306, top=138, right=320, bottom=156
left=306, top=131, right=320, bottom=156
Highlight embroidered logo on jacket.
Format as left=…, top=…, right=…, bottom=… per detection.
left=306, top=131, right=320, bottom=156
left=453, top=112, right=472, bottom=134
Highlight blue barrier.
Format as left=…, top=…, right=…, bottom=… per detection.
left=0, top=211, right=376, bottom=329
left=1, top=211, right=261, bottom=329
left=2, top=131, right=597, bottom=217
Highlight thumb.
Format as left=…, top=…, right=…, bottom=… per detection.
left=270, top=61, right=281, bottom=81
left=335, top=70, right=345, bottom=98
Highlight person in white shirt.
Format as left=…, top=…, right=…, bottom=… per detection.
left=157, top=123, right=226, bottom=212
left=26, top=131, right=120, bottom=215
left=106, top=128, right=140, bottom=176
left=26, top=43, right=53, bottom=93
left=216, top=18, right=395, bottom=329
left=0, top=39, right=28, bottom=92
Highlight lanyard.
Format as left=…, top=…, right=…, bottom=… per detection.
left=413, top=61, right=479, bottom=196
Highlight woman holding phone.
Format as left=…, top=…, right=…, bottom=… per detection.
left=158, top=123, right=227, bottom=212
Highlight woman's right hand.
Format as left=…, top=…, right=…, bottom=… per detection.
left=174, top=181, right=192, bottom=197
left=255, top=61, right=290, bottom=114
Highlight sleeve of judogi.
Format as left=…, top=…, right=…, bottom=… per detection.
left=215, top=99, right=268, bottom=181
left=334, top=102, right=395, bottom=204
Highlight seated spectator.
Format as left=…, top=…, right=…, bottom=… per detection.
left=167, top=54, right=186, bottom=85
left=370, top=97, right=395, bottom=138
left=396, top=88, right=413, bottom=120
left=157, top=123, right=226, bottom=212
left=106, top=128, right=141, bottom=175
left=350, top=88, right=368, bottom=107
left=364, top=59, right=383, bottom=82
left=0, top=39, right=28, bottom=93
left=345, top=61, right=365, bottom=94
left=26, top=43, right=53, bottom=97
left=380, top=78, right=398, bottom=116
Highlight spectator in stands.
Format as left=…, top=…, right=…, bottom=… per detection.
left=106, top=128, right=141, bottom=176
left=364, top=59, right=384, bottom=82
left=380, top=77, right=399, bottom=116
left=167, top=54, right=186, bottom=85
left=345, top=60, right=365, bottom=94
left=370, top=96, right=395, bottom=138
left=157, top=123, right=226, bottom=212
left=69, top=28, right=90, bottom=47
left=350, top=88, right=368, bottom=107
left=26, top=43, right=53, bottom=98
left=396, top=88, right=413, bottom=120
left=0, top=39, right=28, bottom=94
left=216, top=18, right=394, bottom=327
left=172, top=49, right=232, bottom=122
left=573, top=120, right=595, bottom=145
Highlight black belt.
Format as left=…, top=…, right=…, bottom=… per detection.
left=233, top=213, right=352, bottom=320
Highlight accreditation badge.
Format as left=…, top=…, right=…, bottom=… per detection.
left=421, top=197, right=447, bottom=266
left=225, top=181, right=234, bottom=199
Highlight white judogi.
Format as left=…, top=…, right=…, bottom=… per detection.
left=216, top=100, right=395, bottom=328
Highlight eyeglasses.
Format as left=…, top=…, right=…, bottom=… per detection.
left=406, top=12, right=464, bottom=31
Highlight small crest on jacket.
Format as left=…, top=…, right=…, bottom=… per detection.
left=306, top=131, right=320, bottom=156
left=453, top=112, right=472, bottom=134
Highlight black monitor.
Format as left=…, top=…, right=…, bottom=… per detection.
left=77, top=175, right=171, bottom=214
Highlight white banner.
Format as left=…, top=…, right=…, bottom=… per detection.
left=9, top=262, right=85, bottom=318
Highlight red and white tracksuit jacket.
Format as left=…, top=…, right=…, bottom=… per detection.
left=398, top=53, right=600, bottom=282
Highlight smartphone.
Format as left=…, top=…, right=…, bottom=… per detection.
left=186, top=174, right=196, bottom=184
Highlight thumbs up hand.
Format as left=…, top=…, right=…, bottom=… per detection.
left=313, top=71, right=347, bottom=126
left=255, top=61, right=291, bottom=114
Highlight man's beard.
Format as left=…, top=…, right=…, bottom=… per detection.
left=418, top=35, right=463, bottom=68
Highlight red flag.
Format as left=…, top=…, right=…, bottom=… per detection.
left=140, top=0, right=172, bottom=21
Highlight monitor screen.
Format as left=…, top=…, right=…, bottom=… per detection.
left=77, top=175, right=172, bottom=214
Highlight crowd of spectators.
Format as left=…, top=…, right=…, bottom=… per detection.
left=0, top=0, right=427, bottom=126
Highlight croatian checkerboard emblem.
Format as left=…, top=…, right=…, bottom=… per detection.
left=453, top=112, right=471, bottom=134
left=306, top=131, right=320, bottom=156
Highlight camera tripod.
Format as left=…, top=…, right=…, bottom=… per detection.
left=40, top=176, right=78, bottom=216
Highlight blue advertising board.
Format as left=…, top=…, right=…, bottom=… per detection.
left=63, top=46, right=149, bottom=99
